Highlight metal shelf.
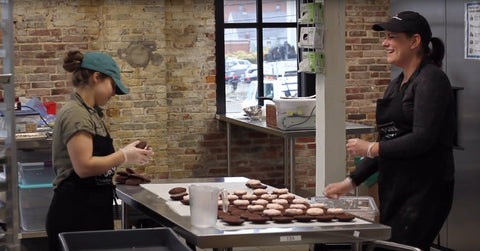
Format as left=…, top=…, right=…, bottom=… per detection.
left=0, top=1, right=20, bottom=249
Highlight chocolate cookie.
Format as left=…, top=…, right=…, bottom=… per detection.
left=168, top=187, right=187, bottom=195
left=247, top=183, right=268, bottom=189
left=222, top=216, right=245, bottom=226
left=249, top=215, right=269, bottom=224
left=294, top=215, right=314, bottom=222
left=240, top=212, right=258, bottom=220
left=136, top=140, right=147, bottom=149
left=335, top=213, right=355, bottom=222
left=218, top=210, right=230, bottom=219
left=316, top=214, right=335, bottom=222
left=272, top=216, right=293, bottom=224
left=170, top=192, right=188, bottom=201
left=116, top=170, right=129, bottom=177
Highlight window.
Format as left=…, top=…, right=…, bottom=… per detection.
left=216, top=0, right=312, bottom=114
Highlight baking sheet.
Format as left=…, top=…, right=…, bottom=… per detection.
left=141, top=183, right=372, bottom=231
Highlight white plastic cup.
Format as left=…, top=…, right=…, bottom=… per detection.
left=189, top=185, right=228, bottom=228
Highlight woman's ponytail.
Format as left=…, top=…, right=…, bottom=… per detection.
left=429, top=37, right=445, bottom=68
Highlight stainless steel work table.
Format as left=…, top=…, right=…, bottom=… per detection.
left=215, top=113, right=375, bottom=192
left=116, top=177, right=390, bottom=251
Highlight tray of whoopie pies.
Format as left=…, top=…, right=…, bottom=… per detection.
left=167, top=179, right=357, bottom=226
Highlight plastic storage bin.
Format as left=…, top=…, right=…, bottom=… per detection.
left=59, top=228, right=191, bottom=251
left=311, top=196, right=378, bottom=221
left=0, top=110, right=40, bottom=134
left=274, top=98, right=316, bottom=130
left=18, top=183, right=53, bottom=231
left=18, top=161, right=55, bottom=185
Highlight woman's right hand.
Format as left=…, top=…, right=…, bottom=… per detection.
left=323, top=177, right=355, bottom=199
left=119, top=140, right=154, bottom=165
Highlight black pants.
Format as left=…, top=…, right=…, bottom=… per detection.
left=45, top=184, right=114, bottom=251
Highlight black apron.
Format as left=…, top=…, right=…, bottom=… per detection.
left=46, top=133, right=116, bottom=251
left=375, top=83, right=454, bottom=250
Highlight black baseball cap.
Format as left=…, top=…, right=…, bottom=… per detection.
left=373, top=11, right=432, bottom=42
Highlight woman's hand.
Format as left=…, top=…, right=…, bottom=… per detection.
left=347, top=138, right=373, bottom=157
left=323, top=177, right=355, bottom=199
left=119, top=140, right=154, bottom=165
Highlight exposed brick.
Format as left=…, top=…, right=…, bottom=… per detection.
left=10, top=0, right=390, bottom=190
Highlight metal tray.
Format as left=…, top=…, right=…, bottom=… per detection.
left=59, top=228, right=191, bottom=251
left=310, top=196, right=379, bottom=221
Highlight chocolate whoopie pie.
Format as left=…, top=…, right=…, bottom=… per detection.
left=170, top=192, right=188, bottom=201
left=246, top=183, right=268, bottom=189
left=218, top=210, right=230, bottom=219
left=222, top=216, right=245, bottom=226
left=316, top=214, right=335, bottom=222
left=230, top=209, right=246, bottom=216
left=136, top=140, right=147, bottom=149
left=240, top=212, right=258, bottom=220
left=335, top=213, right=355, bottom=222
left=294, top=215, right=314, bottom=222
left=272, top=216, right=294, bottom=224
left=249, top=215, right=269, bottom=224
left=168, top=187, right=187, bottom=195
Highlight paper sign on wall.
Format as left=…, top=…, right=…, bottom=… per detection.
left=465, top=2, right=480, bottom=59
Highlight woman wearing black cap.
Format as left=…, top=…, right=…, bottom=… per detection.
left=46, top=51, right=154, bottom=251
left=324, top=11, right=455, bottom=250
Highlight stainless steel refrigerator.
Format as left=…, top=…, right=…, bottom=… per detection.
left=390, top=1, right=480, bottom=250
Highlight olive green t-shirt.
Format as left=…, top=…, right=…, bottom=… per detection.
left=52, top=93, right=109, bottom=188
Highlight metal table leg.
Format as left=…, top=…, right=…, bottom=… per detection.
left=227, top=122, right=231, bottom=177
left=352, top=242, right=362, bottom=251
left=289, top=136, right=295, bottom=193
left=283, top=137, right=289, bottom=190
left=121, top=202, right=129, bottom=229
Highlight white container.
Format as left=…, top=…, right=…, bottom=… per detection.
left=274, top=98, right=316, bottom=130
left=18, top=161, right=55, bottom=185
left=0, top=110, right=41, bottom=133
left=188, top=185, right=228, bottom=228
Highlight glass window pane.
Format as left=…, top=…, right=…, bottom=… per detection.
left=225, top=28, right=257, bottom=113
left=263, top=27, right=298, bottom=99
left=262, top=0, right=297, bottom=23
left=224, top=0, right=257, bottom=23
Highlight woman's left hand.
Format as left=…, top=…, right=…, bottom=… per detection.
left=346, top=138, right=370, bottom=156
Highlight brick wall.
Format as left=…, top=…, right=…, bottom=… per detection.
left=7, top=0, right=390, bottom=194
left=344, top=0, right=390, bottom=172
left=345, top=0, right=391, bottom=126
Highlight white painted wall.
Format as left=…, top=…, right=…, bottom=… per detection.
left=315, top=0, right=346, bottom=195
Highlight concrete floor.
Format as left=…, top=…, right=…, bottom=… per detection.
left=197, top=246, right=311, bottom=251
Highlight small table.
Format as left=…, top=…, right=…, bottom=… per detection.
left=215, top=113, right=375, bottom=192
left=116, top=177, right=390, bottom=251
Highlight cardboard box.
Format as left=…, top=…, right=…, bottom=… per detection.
left=265, top=104, right=277, bottom=128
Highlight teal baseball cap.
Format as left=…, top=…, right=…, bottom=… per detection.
left=81, top=52, right=129, bottom=95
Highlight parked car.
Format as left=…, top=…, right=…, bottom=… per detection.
left=225, top=68, right=247, bottom=90
left=241, top=68, right=257, bottom=83
left=225, top=57, right=252, bottom=71
left=241, top=78, right=298, bottom=108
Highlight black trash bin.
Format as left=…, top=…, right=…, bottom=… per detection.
left=59, top=227, right=191, bottom=251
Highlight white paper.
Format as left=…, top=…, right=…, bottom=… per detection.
left=465, top=2, right=480, bottom=59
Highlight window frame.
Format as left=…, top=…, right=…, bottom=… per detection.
left=215, top=0, right=302, bottom=114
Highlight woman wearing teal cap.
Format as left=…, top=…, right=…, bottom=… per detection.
left=46, top=51, right=154, bottom=251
